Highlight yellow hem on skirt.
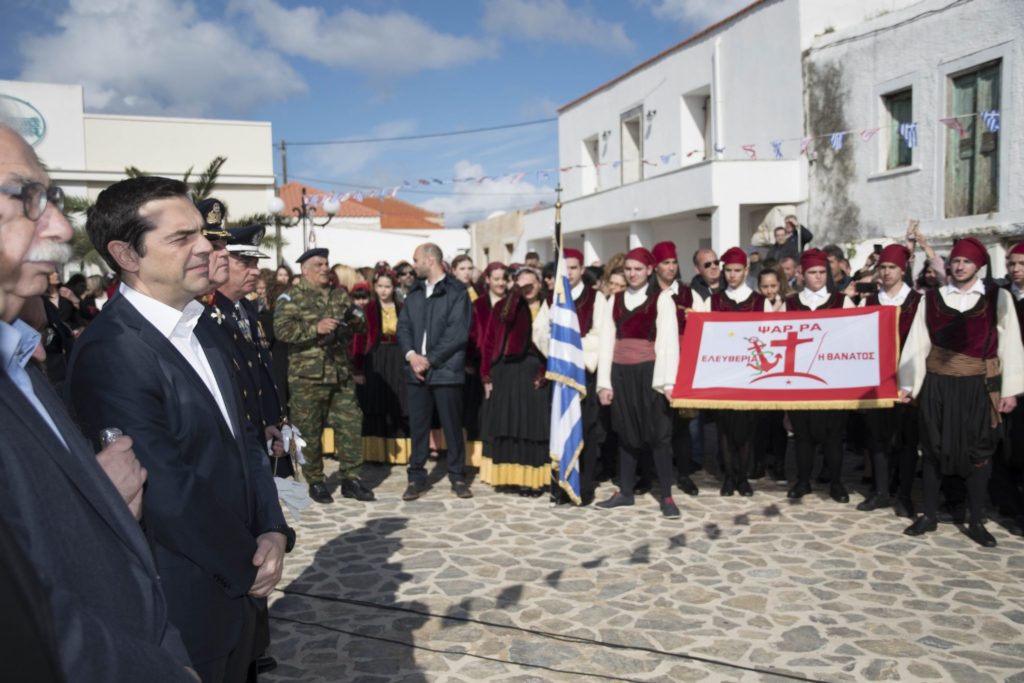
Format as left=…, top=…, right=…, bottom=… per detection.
left=362, top=436, right=412, bottom=465
left=465, top=438, right=487, bottom=468
left=478, top=456, right=551, bottom=489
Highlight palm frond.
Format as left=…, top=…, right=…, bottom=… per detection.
left=124, top=166, right=147, bottom=178
left=62, top=195, right=93, bottom=215
left=190, top=156, right=227, bottom=202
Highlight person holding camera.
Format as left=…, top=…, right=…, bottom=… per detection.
left=274, top=248, right=372, bottom=504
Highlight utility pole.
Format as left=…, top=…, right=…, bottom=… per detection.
left=276, top=140, right=287, bottom=264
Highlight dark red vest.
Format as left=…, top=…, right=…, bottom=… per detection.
left=785, top=291, right=846, bottom=311
left=613, top=285, right=661, bottom=341
left=672, top=286, right=695, bottom=335
left=865, top=289, right=922, bottom=350
left=1003, top=283, right=1024, bottom=347
left=925, top=284, right=999, bottom=359
left=711, top=290, right=767, bottom=313
left=574, top=285, right=597, bottom=336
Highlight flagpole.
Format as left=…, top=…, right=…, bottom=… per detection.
left=553, top=184, right=563, bottom=262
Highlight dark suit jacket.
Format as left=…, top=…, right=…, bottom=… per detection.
left=66, top=293, right=290, bottom=665
left=0, top=367, right=193, bottom=682
left=397, top=274, right=472, bottom=385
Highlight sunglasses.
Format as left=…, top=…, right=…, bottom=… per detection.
left=702, top=260, right=720, bottom=269
left=0, top=181, right=65, bottom=221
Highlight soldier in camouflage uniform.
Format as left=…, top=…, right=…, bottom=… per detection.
left=274, top=247, right=374, bottom=504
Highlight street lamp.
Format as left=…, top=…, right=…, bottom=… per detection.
left=268, top=186, right=339, bottom=262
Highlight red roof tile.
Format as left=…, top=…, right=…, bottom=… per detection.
left=278, top=181, right=379, bottom=218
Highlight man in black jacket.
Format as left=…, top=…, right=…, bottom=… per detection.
left=398, top=242, right=473, bottom=500
left=66, top=176, right=294, bottom=683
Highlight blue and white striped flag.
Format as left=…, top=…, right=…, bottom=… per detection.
left=546, top=252, right=587, bottom=504
left=830, top=132, right=846, bottom=151
left=981, top=110, right=1000, bottom=133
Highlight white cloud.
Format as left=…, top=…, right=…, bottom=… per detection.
left=482, top=0, right=632, bottom=52
left=228, top=0, right=494, bottom=75
left=296, top=119, right=420, bottom=180
left=644, top=0, right=753, bottom=26
left=18, top=0, right=306, bottom=116
left=418, top=160, right=555, bottom=228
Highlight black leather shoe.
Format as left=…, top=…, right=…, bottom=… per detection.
left=966, top=523, right=997, bottom=548
left=787, top=481, right=811, bottom=499
left=677, top=476, right=699, bottom=496
left=856, top=493, right=890, bottom=511
left=596, top=492, right=635, bottom=509
left=893, top=497, right=915, bottom=519
left=736, top=479, right=754, bottom=497
left=579, top=491, right=595, bottom=506
left=402, top=483, right=423, bottom=501
left=829, top=484, right=850, bottom=504
left=451, top=480, right=474, bottom=498
left=903, top=515, right=938, bottom=536
left=719, top=478, right=735, bottom=497
left=308, top=482, right=333, bottom=504
left=255, top=656, right=277, bottom=674
left=660, top=497, right=681, bottom=518
left=341, top=479, right=375, bottom=501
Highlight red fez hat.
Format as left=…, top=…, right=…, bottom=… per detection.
left=625, top=247, right=655, bottom=268
left=720, top=246, right=747, bottom=267
left=1010, top=243, right=1024, bottom=258
left=651, top=241, right=677, bottom=264
left=484, top=261, right=507, bottom=276
left=563, top=248, right=584, bottom=263
left=800, top=248, right=829, bottom=271
left=950, top=236, right=989, bottom=268
left=351, top=282, right=370, bottom=294
left=878, top=244, right=910, bottom=271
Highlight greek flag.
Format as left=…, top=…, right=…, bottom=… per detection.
left=830, top=132, right=846, bottom=151
left=981, top=110, right=1000, bottom=133
left=546, top=252, right=586, bottom=504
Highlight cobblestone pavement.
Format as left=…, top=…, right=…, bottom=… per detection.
left=265, top=449, right=1024, bottom=683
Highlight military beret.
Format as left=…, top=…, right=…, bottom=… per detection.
left=297, top=248, right=329, bottom=264
left=226, top=224, right=269, bottom=259
left=196, top=198, right=230, bottom=239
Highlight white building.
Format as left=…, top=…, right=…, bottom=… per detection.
left=0, top=80, right=277, bottom=218
left=514, top=0, right=989, bottom=271
left=804, top=0, right=1023, bottom=275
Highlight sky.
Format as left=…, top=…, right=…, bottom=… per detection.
left=1, top=0, right=750, bottom=226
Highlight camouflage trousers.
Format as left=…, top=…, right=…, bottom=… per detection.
left=289, top=377, right=363, bottom=484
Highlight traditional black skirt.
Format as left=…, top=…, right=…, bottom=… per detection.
left=463, top=370, right=487, bottom=467
left=610, top=361, right=672, bottom=451
left=361, top=343, right=411, bottom=464
left=918, top=373, right=1001, bottom=478
left=481, top=354, right=551, bottom=490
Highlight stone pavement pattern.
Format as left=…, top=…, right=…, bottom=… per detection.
left=265, top=459, right=1024, bottom=682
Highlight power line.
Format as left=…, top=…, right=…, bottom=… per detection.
left=288, top=174, right=555, bottom=197
left=282, top=117, right=557, bottom=146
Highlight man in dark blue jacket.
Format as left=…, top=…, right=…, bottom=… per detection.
left=398, top=243, right=473, bottom=500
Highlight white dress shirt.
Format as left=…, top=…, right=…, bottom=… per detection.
left=878, top=282, right=912, bottom=306
left=0, top=319, right=68, bottom=448
left=120, top=284, right=235, bottom=436
left=797, top=287, right=854, bottom=310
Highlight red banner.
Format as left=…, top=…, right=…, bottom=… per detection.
left=672, top=306, right=899, bottom=410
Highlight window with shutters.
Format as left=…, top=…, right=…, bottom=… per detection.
left=884, top=89, right=913, bottom=169
left=945, top=60, right=1001, bottom=217
left=620, top=107, right=643, bottom=185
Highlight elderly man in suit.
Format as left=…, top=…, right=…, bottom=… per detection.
left=0, top=123, right=197, bottom=680
left=67, top=175, right=294, bottom=683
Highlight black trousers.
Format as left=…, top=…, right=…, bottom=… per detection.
left=923, top=458, right=989, bottom=524
left=672, top=412, right=695, bottom=479
left=789, top=410, right=847, bottom=487
left=193, top=598, right=261, bottom=683
left=754, top=411, right=788, bottom=475
left=407, top=383, right=466, bottom=485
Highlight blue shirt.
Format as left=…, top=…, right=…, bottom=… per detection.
left=0, top=319, right=68, bottom=449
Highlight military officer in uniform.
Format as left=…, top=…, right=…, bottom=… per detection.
left=196, top=198, right=230, bottom=290
left=275, top=247, right=373, bottom=504
left=209, top=224, right=292, bottom=479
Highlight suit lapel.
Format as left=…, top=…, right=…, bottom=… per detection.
left=0, top=370, right=157, bottom=572
left=115, top=297, right=237, bottom=443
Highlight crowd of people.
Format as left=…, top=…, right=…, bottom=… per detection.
left=2, top=112, right=1024, bottom=683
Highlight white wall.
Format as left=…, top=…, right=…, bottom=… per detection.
left=278, top=220, right=470, bottom=269
left=805, top=0, right=1023, bottom=249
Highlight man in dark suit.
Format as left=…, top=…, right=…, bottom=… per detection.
left=67, top=176, right=294, bottom=683
left=398, top=242, right=474, bottom=500
left=0, top=122, right=197, bottom=681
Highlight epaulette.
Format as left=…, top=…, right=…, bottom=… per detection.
left=277, top=293, right=292, bottom=302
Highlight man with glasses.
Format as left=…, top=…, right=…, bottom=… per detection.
left=689, top=248, right=723, bottom=300
left=394, top=260, right=415, bottom=303
left=0, top=123, right=198, bottom=681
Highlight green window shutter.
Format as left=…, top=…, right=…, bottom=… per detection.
left=946, top=60, right=1001, bottom=217
left=885, top=90, right=913, bottom=170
